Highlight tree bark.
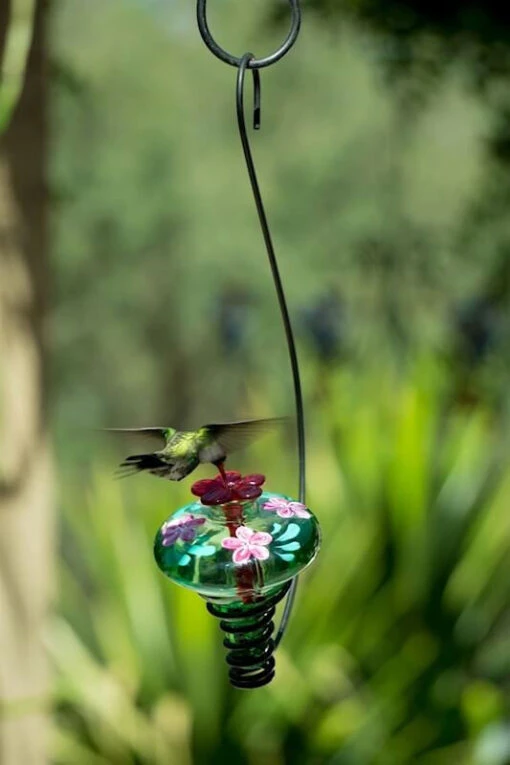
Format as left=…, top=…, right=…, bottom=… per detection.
left=0, top=2, right=53, bottom=763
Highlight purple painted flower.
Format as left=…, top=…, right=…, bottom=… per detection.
left=161, top=514, right=206, bottom=546
left=262, top=497, right=311, bottom=519
left=221, top=526, right=273, bottom=564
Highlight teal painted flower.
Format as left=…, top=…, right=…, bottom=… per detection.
left=269, top=521, right=303, bottom=562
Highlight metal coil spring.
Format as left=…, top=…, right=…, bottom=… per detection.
left=206, top=583, right=291, bottom=689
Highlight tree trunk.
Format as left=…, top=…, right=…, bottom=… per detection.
left=0, top=2, right=53, bottom=763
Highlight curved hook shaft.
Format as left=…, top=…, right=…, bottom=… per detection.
left=197, top=0, right=301, bottom=69
left=236, top=54, right=305, bottom=646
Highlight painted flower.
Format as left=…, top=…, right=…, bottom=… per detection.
left=191, top=471, right=265, bottom=506
left=221, top=526, right=272, bottom=564
left=262, top=497, right=311, bottom=519
left=270, top=521, right=302, bottom=562
left=161, top=514, right=206, bottom=546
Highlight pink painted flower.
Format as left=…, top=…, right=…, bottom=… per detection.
left=162, top=514, right=206, bottom=546
left=221, top=526, right=273, bottom=564
left=191, top=471, right=265, bottom=506
left=262, top=497, right=311, bottom=519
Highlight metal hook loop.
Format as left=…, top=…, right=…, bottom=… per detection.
left=196, top=0, right=301, bottom=69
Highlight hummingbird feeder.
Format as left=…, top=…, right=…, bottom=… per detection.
left=154, top=471, right=320, bottom=688
left=152, top=0, right=317, bottom=690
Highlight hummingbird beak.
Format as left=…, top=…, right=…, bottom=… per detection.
left=216, top=461, right=227, bottom=486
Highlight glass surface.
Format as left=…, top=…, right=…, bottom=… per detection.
left=154, top=492, right=321, bottom=602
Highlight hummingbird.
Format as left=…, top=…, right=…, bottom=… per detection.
left=106, top=418, right=286, bottom=482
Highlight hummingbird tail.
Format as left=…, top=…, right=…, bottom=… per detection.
left=115, top=453, right=167, bottom=478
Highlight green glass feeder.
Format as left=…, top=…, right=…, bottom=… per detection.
left=154, top=470, right=320, bottom=689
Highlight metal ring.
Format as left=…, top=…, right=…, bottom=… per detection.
left=196, top=0, right=301, bottom=69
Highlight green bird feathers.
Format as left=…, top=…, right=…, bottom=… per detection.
left=106, top=418, right=286, bottom=481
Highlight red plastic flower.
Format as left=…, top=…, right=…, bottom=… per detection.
left=191, top=471, right=265, bottom=506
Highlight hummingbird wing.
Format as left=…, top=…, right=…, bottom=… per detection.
left=102, top=427, right=174, bottom=449
left=200, top=417, right=288, bottom=456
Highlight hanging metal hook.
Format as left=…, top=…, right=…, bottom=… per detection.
left=236, top=53, right=306, bottom=647
left=196, top=0, right=301, bottom=70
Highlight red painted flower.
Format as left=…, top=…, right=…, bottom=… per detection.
left=191, top=471, right=265, bottom=506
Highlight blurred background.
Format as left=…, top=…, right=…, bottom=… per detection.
left=1, top=0, right=510, bottom=763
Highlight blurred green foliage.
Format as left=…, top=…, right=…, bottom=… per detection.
left=51, top=0, right=510, bottom=436
left=300, top=0, right=510, bottom=90
left=49, top=0, right=510, bottom=763
left=52, top=361, right=510, bottom=765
